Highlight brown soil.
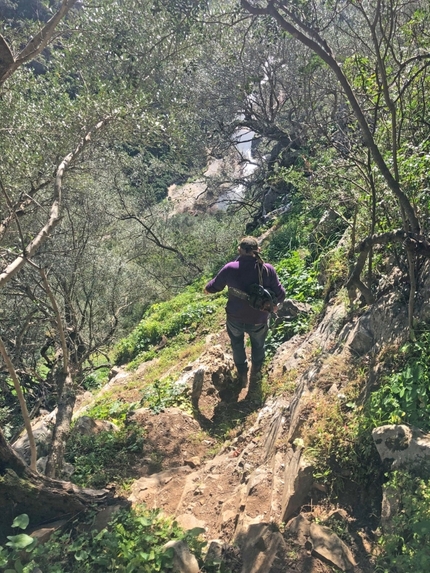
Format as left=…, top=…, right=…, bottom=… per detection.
left=82, top=328, right=377, bottom=572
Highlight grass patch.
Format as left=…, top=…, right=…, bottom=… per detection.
left=114, top=279, right=227, bottom=365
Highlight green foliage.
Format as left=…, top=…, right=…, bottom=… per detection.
left=265, top=312, right=314, bottom=358
left=0, top=507, right=209, bottom=573
left=86, top=399, right=134, bottom=427
left=274, top=250, right=323, bottom=302
left=376, top=471, right=430, bottom=573
left=262, top=218, right=307, bottom=260
left=114, top=280, right=226, bottom=365
left=81, top=368, right=110, bottom=391
left=305, top=397, right=380, bottom=494
left=0, top=404, right=14, bottom=440
left=369, top=328, right=430, bottom=431
left=140, top=376, right=191, bottom=414
left=65, top=423, right=145, bottom=488
left=264, top=250, right=323, bottom=356
left=0, top=514, right=37, bottom=573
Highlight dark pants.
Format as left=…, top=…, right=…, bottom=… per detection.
left=226, top=317, right=269, bottom=373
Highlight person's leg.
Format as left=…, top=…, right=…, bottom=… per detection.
left=247, top=321, right=269, bottom=371
left=226, top=318, right=248, bottom=374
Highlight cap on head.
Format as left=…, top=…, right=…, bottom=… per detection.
left=239, top=236, right=259, bottom=254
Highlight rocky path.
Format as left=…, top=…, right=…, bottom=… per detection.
left=100, top=301, right=390, bottom=573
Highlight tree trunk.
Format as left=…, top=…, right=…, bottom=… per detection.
left=45, top=368, right=76, bottom=478
left=0, top=428, right=113, bottom=542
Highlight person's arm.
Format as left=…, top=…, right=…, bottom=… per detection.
left=204, top=265, right=229, bottom=294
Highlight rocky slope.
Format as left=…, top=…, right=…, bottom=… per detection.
left=18, top=265, right=430, bottom=572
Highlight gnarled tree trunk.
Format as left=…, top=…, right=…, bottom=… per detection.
left=0, top=428, right=113, bottom=542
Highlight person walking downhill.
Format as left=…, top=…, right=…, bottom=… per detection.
left=204, top=236, right=285, bottom=391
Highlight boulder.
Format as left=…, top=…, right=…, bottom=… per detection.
left=237, top=523, right=286, bottom=573
left=285, top=514, right=311, bottom=544
left=72, top=416, right=120, bottom=436
left=281, top=448, right=314, bottom=522
left=277, top=299, right=312, bottom=320
left=381, top=485, right=401, bottom=534
left=36, top=456, right=74, bottom=478
left=29, top=519, right=68, bottom=545
left=163, top=539, right=199, bottom=573
left=309, top=522, right=357, bottom=571
left=12, top=410, right=56, bottom=463
left=372, top=424, right=430, bottom=471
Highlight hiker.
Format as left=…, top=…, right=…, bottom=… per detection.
left=204, top=236, right=285, bottom=388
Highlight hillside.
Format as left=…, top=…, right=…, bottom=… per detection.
left=3, top=1, right=430, bottom=572
left=5, top=258, right=430, bottom=572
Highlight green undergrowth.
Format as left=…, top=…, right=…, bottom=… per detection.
left=114, top=279, right=227, bottom=366
left=265, top=248, right=324, bottom=357
left=139, top=375, right=191, bottom=414
left=304, top=394, right=381, bottom=495
left=368, top=326, right=430, bottom=432
left=0, top=507, right=226, bottom=573
left=65, top=423, right=144, bottom=489
left=375, top=471, right=430, bottom=573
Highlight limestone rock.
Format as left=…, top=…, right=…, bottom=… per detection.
left=286, top=514, right=311, bottom=545
left=176, top=513, right=206, bottom=531
left=236, top=523, right=286, bottom=573
left=184, top=456, right=201, bottom=469
left=277, top=299, right=312, bottom=320
left=163, top=539, right=199, bottom=573
left=12, top=410, right=56, bottom=463
left=36, top=456, right=74, bottom=478
left=72, top=415, right=120, bottom=436
left=281, top=447, right=314, bottom=522
left=310, top=522, right=357, bottom=571
left=381, top=485, right=401, bottom=533
left=372, top=424, right=430, bottom=470
left=205, top=540, right=224, bottom=567
left=92, top=504, right=126, bottom=532
left=108, top=365, right=123, bottom=380
left=191, top=368, right=205, bottom=408
left=170, top=346, right=235, bottom=409
left=29, top=519, right=67, bottom=545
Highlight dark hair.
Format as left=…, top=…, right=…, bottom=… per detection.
left=239, top=236, right=259, bottom=253
left=239, top=236, right=266, bottom=269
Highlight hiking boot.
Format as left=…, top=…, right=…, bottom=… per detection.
left=250, top=363, right=263, bottom=382
left=237, top=370, right=248, bottom=389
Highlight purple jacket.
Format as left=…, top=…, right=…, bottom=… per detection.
left=205, top=255, right=286, bottom=324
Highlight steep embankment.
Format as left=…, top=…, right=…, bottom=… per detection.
left=76, top=276, right=421, bottom=573
left=14, top=264, right=430, bottom=572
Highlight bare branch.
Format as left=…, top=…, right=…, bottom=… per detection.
left=0, top=116, right=112, bottom=290
left=0, top=0, right=79, bottom=86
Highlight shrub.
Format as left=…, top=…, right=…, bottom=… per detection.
left=0, top=507, right=209, bottom=573
left=376, top=471, right=430, bottom=573
left=369, top=327, right=430, bottom=432
left=274, top=250, right=323, bottom=303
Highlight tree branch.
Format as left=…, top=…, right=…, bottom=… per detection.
left=0, top=0, right=79, bottom=86
left=0, top=337, right=37, bottom=472
left=0, top=117, right=112, bottom=290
